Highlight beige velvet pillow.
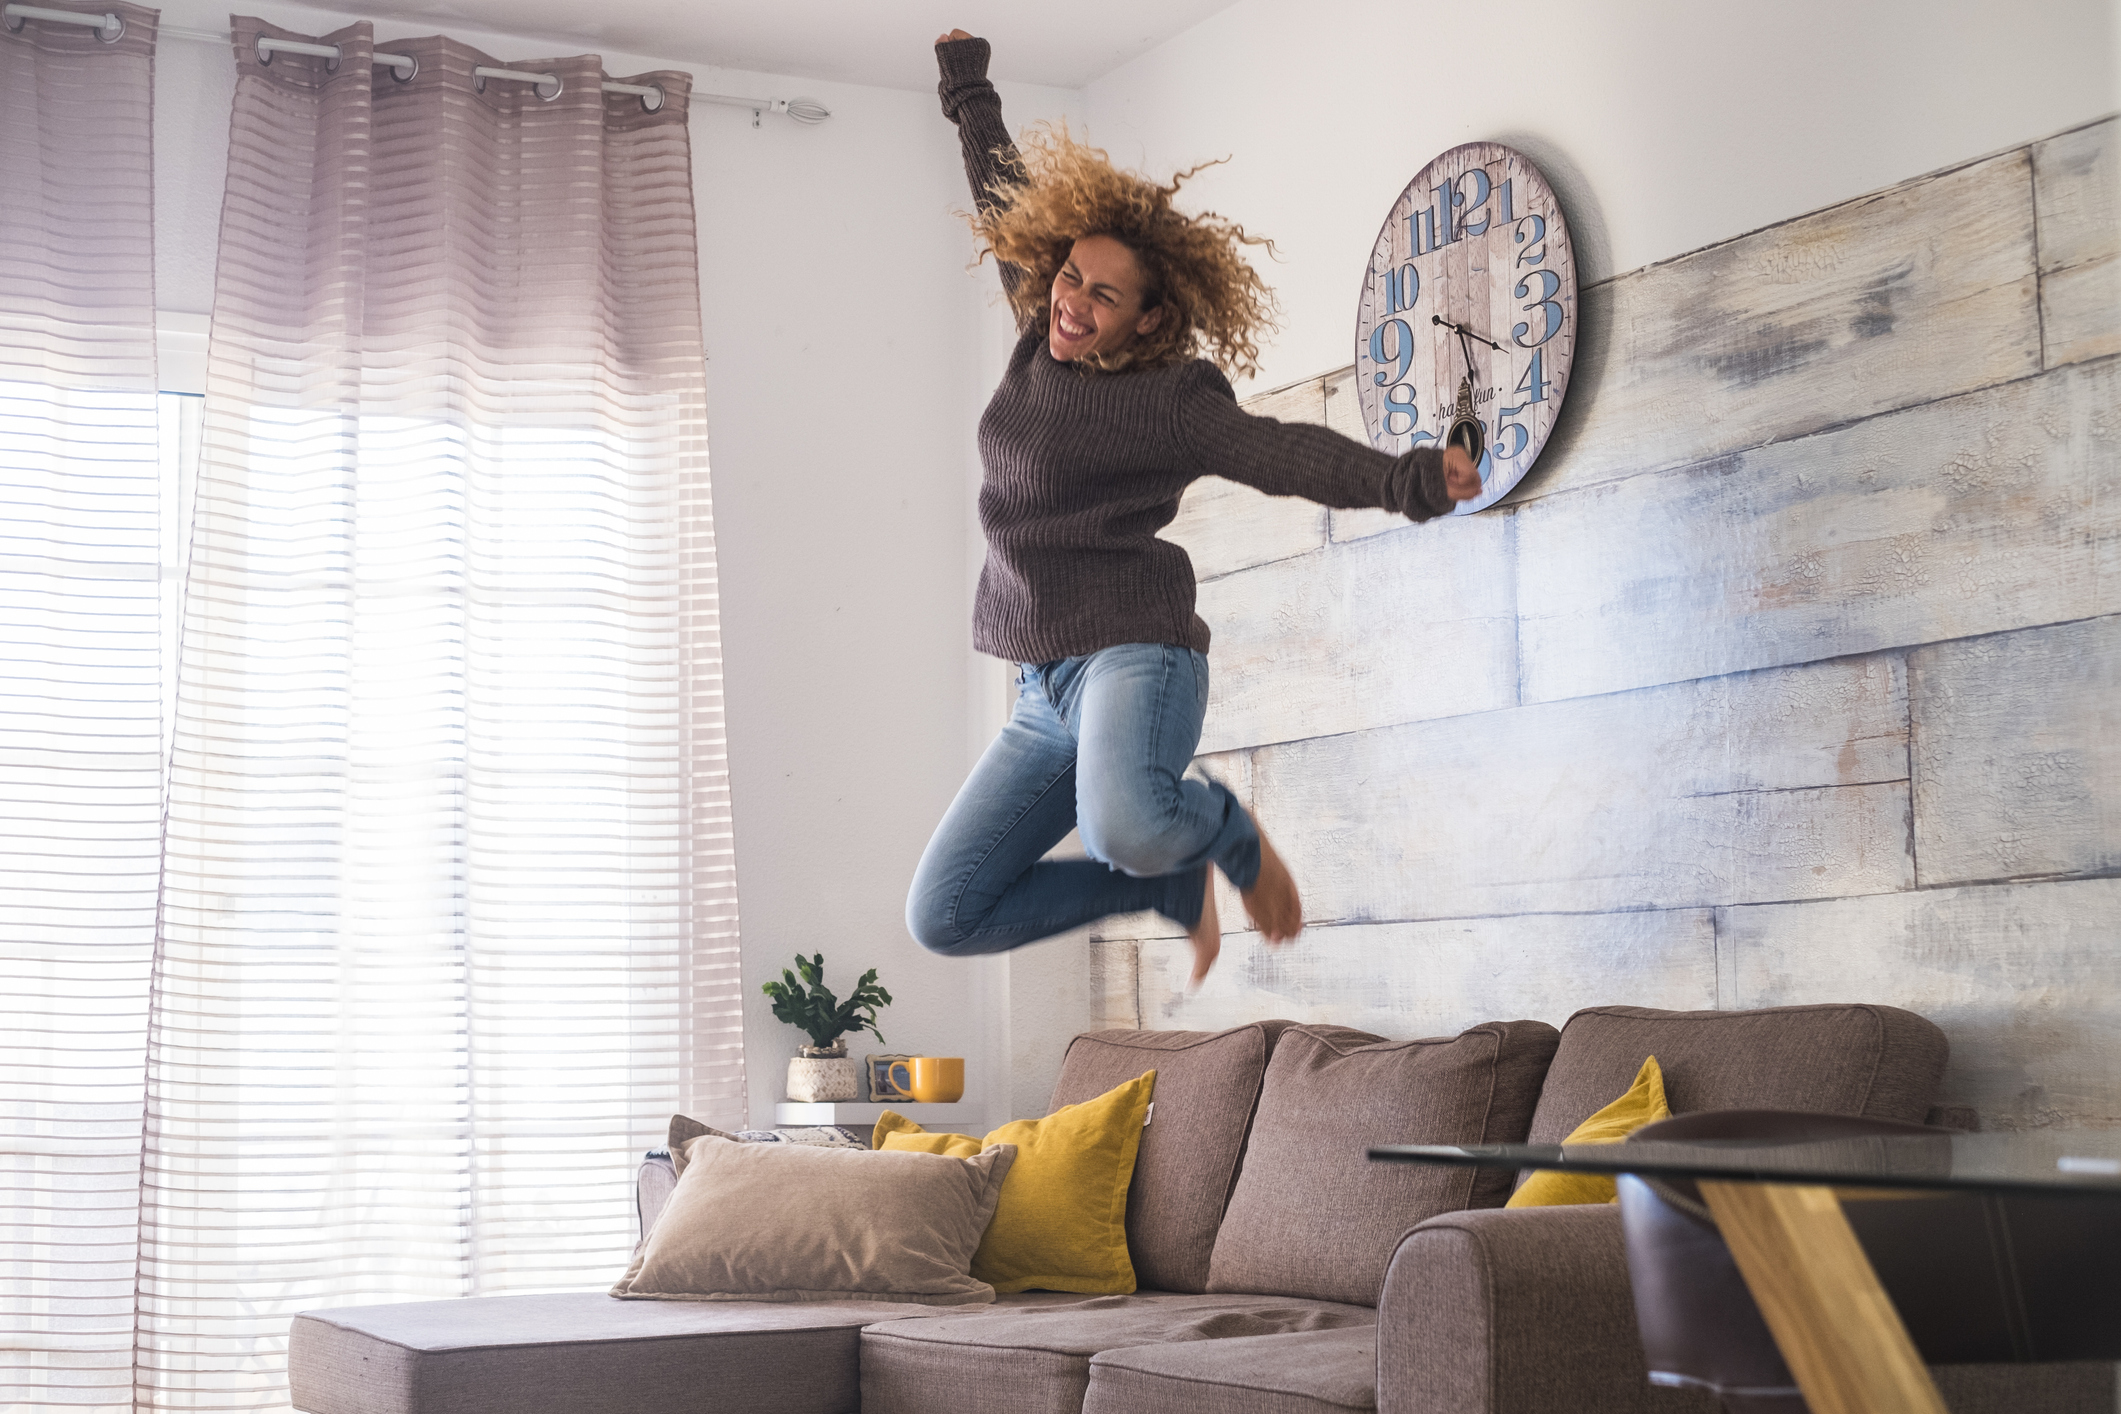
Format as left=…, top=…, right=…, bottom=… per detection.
left=611, top=1134, right=1016, bottom=1305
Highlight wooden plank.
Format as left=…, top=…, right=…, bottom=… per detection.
left=1197, top=516, right=1516, bottom=754
left=1128, top=909, right=1715, bottom=1037
left=1161, top=377, right=1329, bottom=582
left=1517, top=358, right=2119, bottom=704
left=1722, top=877, right=2121, bottom=1131
left=1699, top=1181, right=1949, bottom=1414
left=2034, top=118, right=2120, bottom=368
left=1910, top=614, right=2121, bottom=886
left=1526, top=151, right=2040, bottom=502
left=1251, top=656, right=1912, bottom=925
left=1086, top=937, right=1141, bottom=1031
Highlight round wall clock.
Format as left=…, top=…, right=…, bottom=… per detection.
left=1353, top=142, right=1576, bottom=515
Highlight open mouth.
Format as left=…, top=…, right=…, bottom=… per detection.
left=1055, top=309, right=1093, bottom=340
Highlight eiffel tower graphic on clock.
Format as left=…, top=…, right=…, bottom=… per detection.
left=1445, top=373, right=1484, bottom=465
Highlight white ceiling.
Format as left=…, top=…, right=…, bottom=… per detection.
left=343, top=0, right=1242, bottom=92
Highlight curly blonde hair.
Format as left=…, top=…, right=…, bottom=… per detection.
left=973, top=124, right=1279, bottom=377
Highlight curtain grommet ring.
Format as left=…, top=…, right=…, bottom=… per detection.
left=535, top=74, right=562, bottom=101
left=639, top=83, right=665, bottom=113
left=473, top=71, right=485, bottom=93
left=95, top=11, right=123, bottom=42
left=388, top=53, right=416, bottom=82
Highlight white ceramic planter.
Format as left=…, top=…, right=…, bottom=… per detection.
left=786, top=1049, right=858, bottom=1103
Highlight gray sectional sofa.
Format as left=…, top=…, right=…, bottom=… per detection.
left=289, top=1002, right=2114, bottom=1414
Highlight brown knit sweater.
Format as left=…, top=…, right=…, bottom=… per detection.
left=939, top=38, right=1452, bottom=663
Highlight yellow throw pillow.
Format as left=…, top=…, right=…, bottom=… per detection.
left=1505, top=1055, right=1670, bottom=1208
left=873, top=1069, right=1154, bottom=1294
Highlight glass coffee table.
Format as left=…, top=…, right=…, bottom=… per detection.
left=1371, top=1132, right=2121, bottom=1414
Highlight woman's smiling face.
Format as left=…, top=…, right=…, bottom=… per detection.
left=1047, top=234, right=1165, bottom=363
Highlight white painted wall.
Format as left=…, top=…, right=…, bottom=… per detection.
left=1080, top=0, right=2120, bottom=396
left=146, top=0, right=1075, bottom=1130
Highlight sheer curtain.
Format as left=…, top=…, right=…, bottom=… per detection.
left=4, top=10, right=743, bottom=1411
left=0, top=6, right=164, bottom=1408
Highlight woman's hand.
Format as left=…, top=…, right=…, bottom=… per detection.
left=1443, top=444, right=1481, bottom=503
left=936, top=27, right=973, bottom=44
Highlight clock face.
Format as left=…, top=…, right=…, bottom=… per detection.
left=1354, top=142, right=1576, bottom=514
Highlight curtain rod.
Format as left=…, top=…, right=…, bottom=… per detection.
left=3, top=3, right=832, bottom=123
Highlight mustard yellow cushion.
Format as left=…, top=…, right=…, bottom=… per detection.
left=1505, top=1055, right=1670, bottom=1208
left=873, top=1069, right=1154, bottom=1294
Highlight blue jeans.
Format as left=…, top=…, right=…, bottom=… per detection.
left=907, top=643, right=1262, bottom=957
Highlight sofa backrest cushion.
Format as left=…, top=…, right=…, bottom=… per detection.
left=1203, top=1020, right=1561, bottom=1307
left=1525, top=1004, right=1948, bottom=1145
left=1048, top=1022, right=1294, bottom=1293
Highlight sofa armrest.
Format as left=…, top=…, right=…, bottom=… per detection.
left=636, top=1151, right=677, bottom=1250
left=1377, top=1206, right=1714, bottom=1414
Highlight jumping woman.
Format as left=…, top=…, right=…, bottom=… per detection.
left=906, top=31, right=1483, bottom=984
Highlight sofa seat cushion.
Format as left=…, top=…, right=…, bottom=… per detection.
left=858, top=1291, right=1374, bottom=1414
left=1084, top=1326, right=1379, bottom=1414
left=289, top=1290, right=960, bottom=1414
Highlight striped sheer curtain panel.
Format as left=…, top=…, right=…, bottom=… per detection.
left=0, top=6, right=164, bottom=1409
left=136, top=19, right=743, bottom=1409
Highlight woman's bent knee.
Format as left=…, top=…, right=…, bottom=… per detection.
left=905, top=885, right=966, bottom=955
left=1078, top=812, right=1191, bottom=878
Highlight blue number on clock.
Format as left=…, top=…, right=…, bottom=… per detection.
left=1456, top=168, right=1492, bottom=237
left=1513, top=348, right=1550, bottom=404
left=1368, top=317, right=1413, bottom=387
left=1492, top=404, right=1529, bottom=460
left=1513, top=269, right=1564, bottom=347
left=1515, top=213, right=1547, bottom=268
left=1381, top=264, right=1419, bottom=314
left=1381, top=384, right=1420, bottom=436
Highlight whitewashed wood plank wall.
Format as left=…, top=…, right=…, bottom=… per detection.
left=1018, top=116, right=2120, bottom=1133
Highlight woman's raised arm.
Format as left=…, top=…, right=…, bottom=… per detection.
left=1174, top=362, right=1481, bottom=520
left=935, top=31, right=1028, bottom=300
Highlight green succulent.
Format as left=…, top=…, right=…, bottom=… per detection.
left=761, top=953, right=892, bottom=1051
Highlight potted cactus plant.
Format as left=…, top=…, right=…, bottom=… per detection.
left=762, top=953, right=892, bottom=1103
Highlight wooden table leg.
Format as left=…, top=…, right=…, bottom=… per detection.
left=1699, top=1181, right=1949, bottom=1414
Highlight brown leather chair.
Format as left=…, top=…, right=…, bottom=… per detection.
left=1617, top=1110, right=2121, bottom=1413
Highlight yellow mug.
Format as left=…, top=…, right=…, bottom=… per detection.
left=888, top=1056, right=965, bottom=1104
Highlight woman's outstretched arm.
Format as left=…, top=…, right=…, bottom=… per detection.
left=935, top=31, right=1029, bottom=304
left=1175, top=362, right=1482, bottom=521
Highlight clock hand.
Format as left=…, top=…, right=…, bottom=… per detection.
left=1430, top=314, right=1504, bottom=351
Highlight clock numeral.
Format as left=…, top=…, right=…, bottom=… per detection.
left=1381, top=384, right=1420, bottom=437
left=1381, top=263, right=1420, bottom=314
left=1513, top=269, right=1565, bottom=348
left=1456, top=168, right=1493, bottom=238
left=1408, top=203, right=1439, bottom=255
left=1431, top=179, right=1463, bottom=247
left=1513, top=347, right=1550, bottom=404
left=1492, top=403, right=1530, bottom=460
left=1367, top=317, right=1414, bottom=387
left=1495, top=178, right=1515, bottom=228
left=1515, top=213, right=1547, bottom=268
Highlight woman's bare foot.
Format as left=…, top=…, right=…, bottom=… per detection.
left=1241, top=829, right=1302, bottom=943
left=1186, top=869, right=1220, bottom=987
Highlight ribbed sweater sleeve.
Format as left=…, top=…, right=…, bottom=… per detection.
left=1173, top=362, right=1456, bottom=521
left=936, top=37, right=1029, bottom=305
